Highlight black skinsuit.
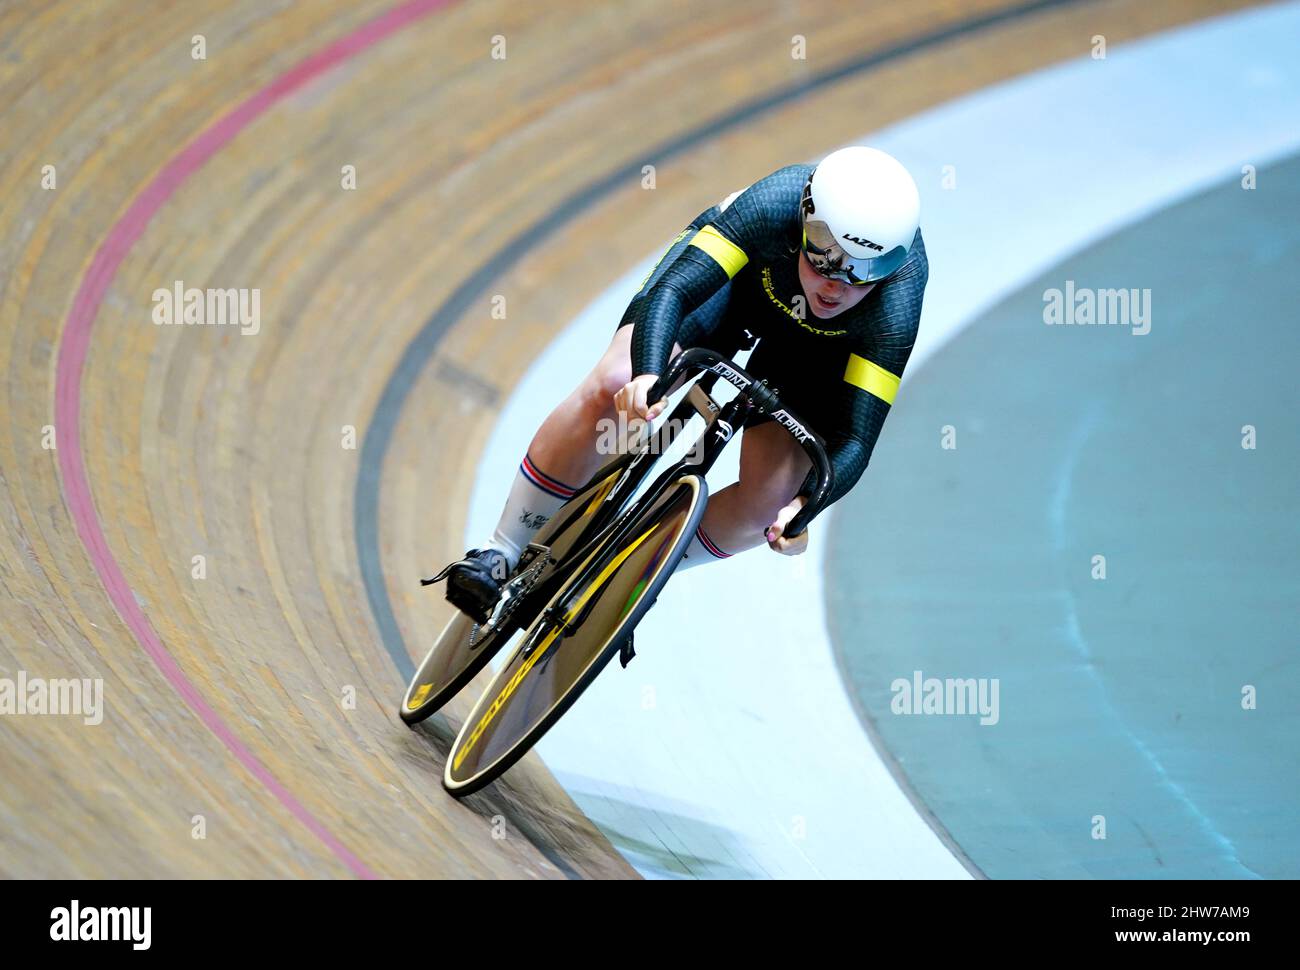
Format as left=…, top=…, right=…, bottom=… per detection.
left=615, top=164, right=928, bottom=520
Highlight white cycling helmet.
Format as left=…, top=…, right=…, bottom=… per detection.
left=800, top=146, right=920, bottom=284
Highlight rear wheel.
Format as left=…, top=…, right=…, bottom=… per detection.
left=399, top=454, right=633, bottom=723
left=443, top=473, right=708, bottom=796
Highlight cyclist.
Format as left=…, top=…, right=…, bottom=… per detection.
left=438, top=146, right=927, bottom=620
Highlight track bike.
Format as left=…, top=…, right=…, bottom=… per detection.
left=399, top=346, right=833, bottom=796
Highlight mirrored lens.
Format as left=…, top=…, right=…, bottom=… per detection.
left=802, top=221, right=907, bottom=285
left=803, top=219, right=838, bottom=254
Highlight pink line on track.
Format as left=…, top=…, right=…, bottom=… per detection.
left=53, top=0, right=455, bottom=880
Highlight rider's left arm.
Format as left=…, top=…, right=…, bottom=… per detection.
left=788, top=233, right=929, bottom=529
left=767, top=366, right=891, bottom=555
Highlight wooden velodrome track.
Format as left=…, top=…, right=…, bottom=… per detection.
left=0, top=0, right=1253, bottom=878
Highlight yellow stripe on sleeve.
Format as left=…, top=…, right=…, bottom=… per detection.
left=844, top=353, right=901, bottom=405
left=688, top=224, right=748, bottom=278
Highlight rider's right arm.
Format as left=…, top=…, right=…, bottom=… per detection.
left=623, top=231, right=739, bottom=378
left=623, top=166, right=807, bottom=378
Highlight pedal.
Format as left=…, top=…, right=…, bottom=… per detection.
left=514, top=541, right=548, bottom=572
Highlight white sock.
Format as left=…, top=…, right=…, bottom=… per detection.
left=483, top=453, right=578, bottom=568
left=677, top=524, right=732, bottom=571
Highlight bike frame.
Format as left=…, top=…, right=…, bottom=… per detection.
left=507, top=347, right=835, bottom=633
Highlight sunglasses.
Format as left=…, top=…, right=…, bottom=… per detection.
left=802, top=219, right=907, bottom=285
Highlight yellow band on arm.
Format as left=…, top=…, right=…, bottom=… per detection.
left=688, top=225, right=748, bottom=278
left=844, top=353, right=901, bottom=405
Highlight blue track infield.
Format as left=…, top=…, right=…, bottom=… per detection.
left=825, top=155, right=1300, bottom=879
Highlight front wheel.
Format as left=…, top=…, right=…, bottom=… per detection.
left=443, top=472, right=708, bottom=796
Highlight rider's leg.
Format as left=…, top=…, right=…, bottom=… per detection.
left=678, top=419, right=812, bottom=569
left=481, top=323, right=683, bottom=568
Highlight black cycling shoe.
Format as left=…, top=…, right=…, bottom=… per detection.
left=422, top=548, right=509, bottom=624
